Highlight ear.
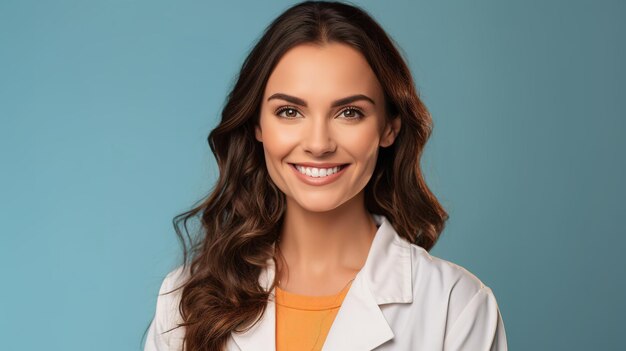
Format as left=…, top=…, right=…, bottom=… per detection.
left=379, top=116, right=401, bottom=148
left=255, top=123, right=263, bottom=142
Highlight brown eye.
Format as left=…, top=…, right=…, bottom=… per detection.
left=275, top=106, right=302, bottom=119
left=339, top=106, right=364, bottom=120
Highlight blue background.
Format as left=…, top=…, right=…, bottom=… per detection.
left=1, top=0, right=624, bottom=350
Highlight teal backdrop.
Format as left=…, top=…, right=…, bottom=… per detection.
left=1, top=0, right=624, bottom=350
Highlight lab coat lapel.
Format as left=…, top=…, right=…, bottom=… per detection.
left=322, top=213, right=414, bottom=350
left=320, top=276, right=394, bottom=350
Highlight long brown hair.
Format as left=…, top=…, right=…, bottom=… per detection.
left=163, top=1, right=448, bottom=350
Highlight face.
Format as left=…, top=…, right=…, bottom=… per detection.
left=255, top=42, right=400, bottom=213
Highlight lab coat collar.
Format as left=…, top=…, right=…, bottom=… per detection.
left=231, top=213, right=413, bottom=351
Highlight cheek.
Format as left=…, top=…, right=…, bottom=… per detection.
left=344, top=125, right=380, bottom=164
left=259, top=128, right=291, bottom=190
left=259, top=118, right=298, bottom=161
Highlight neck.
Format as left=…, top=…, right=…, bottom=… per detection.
left=276, top=192, right=378, bottom=284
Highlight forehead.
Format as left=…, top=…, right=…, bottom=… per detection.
left=263, top=42, right=384, bottom=104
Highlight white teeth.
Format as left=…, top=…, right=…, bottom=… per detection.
left=294, top=165, right=343, bottom=178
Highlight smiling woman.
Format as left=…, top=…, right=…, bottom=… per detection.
left=144, top=1, right=507, bottom=351
left=255, top=42, right=398, bottom=214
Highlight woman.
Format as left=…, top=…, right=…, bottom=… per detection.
left=144, top=1, right=508, bottom=350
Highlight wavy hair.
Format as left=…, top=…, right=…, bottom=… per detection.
left=158, top=1, right=448, bottom=350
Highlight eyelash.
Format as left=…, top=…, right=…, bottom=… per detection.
left=274, top=105, right=365, bottom=120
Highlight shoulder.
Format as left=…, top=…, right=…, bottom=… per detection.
left=379, top=237, right=507, bottom=349
left=159, top=265, right=189, bottom=323
left=407, top=244, right=508, bottom=348
left=408, top=242, right=486, bottom=293
left=161, top=265, right=190, bottom=292
left=146, top=265, right=189, bottom=350
left=404, top=240, right=500, bottom=329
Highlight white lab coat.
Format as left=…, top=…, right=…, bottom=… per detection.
left=145, top=213, right=508, bottom=350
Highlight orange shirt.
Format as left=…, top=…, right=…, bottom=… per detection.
left=275, top=282, right=352, bottom=351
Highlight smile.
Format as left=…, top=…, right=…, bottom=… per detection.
left=288, top=163, right=350, bottom=185
left=294, top=164, right=347, bottom=177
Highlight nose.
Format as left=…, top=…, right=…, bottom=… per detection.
left=302, top=116, right=336, bottom=157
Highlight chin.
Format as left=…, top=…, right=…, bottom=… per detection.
left=291, top=196, right=346, bottom=213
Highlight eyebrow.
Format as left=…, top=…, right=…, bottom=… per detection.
left=267, top=93, right=376, bottom=107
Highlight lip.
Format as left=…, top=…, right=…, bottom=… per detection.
left=290, top=162, right=349, bottom=168
left=288, top=163, right=350, bottom=186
